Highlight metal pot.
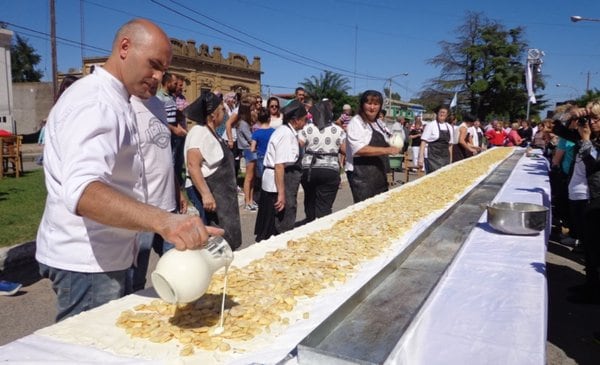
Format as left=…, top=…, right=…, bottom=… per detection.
left=486, top=202, right=548, bottom=235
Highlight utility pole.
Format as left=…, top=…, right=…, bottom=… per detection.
left=50, top=0, right=58, bottom=100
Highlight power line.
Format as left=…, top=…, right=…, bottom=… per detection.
left=150, top=0, right=385, bottom=82
left=3, top=21, right=110, bottom=54
left=162, top=0, right=373, bottom=79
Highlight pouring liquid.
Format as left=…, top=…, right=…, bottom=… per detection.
left=213, top=265, right=229, bottom=336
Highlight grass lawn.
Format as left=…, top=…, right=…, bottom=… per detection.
left=0, top=169, right=46, bottom=248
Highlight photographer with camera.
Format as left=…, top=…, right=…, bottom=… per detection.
left=552, top=100, right=600, bottom=304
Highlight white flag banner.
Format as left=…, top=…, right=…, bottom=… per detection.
left=526, top=61, right=537, bottom=104
left=450, top=92, right=458, bottom=108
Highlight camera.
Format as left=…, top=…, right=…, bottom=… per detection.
left=577, top=117, right=589, bottom=126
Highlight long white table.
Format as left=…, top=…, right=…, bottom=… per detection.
left=389, top=151, right=549, bottom=364
left=0, top=150, right=549, bottom=364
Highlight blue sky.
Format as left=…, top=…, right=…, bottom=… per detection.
left=2, top=0, right=600, bottom=112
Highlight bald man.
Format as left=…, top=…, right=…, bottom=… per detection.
left=36, top=19, right=215, bottom=321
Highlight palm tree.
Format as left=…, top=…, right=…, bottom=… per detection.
left=300, top=70, right=353, bottom=115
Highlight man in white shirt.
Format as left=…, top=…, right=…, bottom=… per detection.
left=36, top=19, right=213, bottom=321
left=127, top=92, right=187, bottom=294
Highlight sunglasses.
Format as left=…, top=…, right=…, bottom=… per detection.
left=269, top=104, right=279, bottom=109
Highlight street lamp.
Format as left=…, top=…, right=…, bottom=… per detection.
left=386, top=73, right=409, bottom=117
left=571, top=15, right=600, bottom=23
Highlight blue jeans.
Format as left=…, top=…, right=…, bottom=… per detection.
left=39, top=263, right=127, bottom=322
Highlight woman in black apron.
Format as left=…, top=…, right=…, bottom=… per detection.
left=300, top=100, right=346, bottom=222
left=183, top=92, right=242, bottom=250
left=346, top=90, right=401, bottom=203
left=419, top=106, right=453, bottom=174
left=255, top=100, right=307, bottom=242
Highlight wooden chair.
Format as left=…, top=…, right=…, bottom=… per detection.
left=1, top=135, right=23, bottom=178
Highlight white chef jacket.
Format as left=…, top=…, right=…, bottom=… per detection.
left=261, top=124, right=300, bottom=193
left=344, top=114, right=390, bottom=172
left=421, top=120, right=454, bottom=143
left=36, top=67, right=144, bottom=273
left=131, top=96, right=176, bottom=211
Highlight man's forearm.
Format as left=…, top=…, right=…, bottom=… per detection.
left=76, top=181, right=171, bottom=234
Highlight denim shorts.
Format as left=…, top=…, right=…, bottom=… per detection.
left=243, top=149, right=257, bottom=162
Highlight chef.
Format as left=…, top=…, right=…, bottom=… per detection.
left=345, top=90, right=401, bottom=203
left=418, top=105, right=453, bottom=173
left=183, top=92, right=242, bottom=250
left=255, top=100, right=307, bottom=242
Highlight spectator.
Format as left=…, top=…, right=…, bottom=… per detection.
left=345, top=90, right=400, bottom=203
left=506, top=122, right=524, bottom=147
left=251, top=106, right=275, bottom=180
left=485, top=120, right=508, bottom=147
left=267, top=97, right=283, bottom=128
left=336, top=104, right=353, bottom=131
left=184, top=92, right=242, bottom=251
left=236, top=96, right=258, bottom=211
left=409, top=117, right=424, bottom=171
left=518, top=119, right=533, bottom=145
left=126, top=86, right=187, bottom=294
left=36, top=19, right=212, bottom=322
left=552, top=101, right=600, bottom=304
left=157, top=72, right=187, bottom=188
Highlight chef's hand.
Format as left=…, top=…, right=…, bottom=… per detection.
left=228, top=140, right=234, bottom=149
left=160, top=214, right=209, bottom=250
left=275, top=192, right=285, bottom=212
left=203, top=193, right=217, bottom=212
left=418, top=158, right=424, bottom=169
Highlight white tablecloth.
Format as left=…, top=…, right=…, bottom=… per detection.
left=389, top=152, right=549, bottom=365
left=0, top=150, right=548, bottom=364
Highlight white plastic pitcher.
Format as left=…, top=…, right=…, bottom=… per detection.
left=151, top=236, right=234, bottom=303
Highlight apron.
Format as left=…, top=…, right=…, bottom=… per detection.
left=425, top=122, right=451, bottom=173
left=274, top=125, right=303, bottom=234
left=204, top=128, right=242, bottom=250
left=304, top=150, right=339, bottom=182
left=350, top=122, right=390, bottom=203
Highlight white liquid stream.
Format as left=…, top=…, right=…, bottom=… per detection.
left=213, top=266, right=229, bottom=335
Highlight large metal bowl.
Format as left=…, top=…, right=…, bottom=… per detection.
left=486, top=202, right=549, bottom=235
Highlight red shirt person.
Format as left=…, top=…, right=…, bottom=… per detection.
left=485, top=121, right=507, bottom=147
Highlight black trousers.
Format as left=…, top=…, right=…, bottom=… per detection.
left=301, top=168, right=340, bottom=223
left=583, top=197, right=600, bottom=287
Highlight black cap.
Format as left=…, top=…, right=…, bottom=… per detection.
left=183, top=92, right=223, bottom=124
left=281, top=100, right=307, bottom=124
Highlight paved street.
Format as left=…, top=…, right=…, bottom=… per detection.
left=1, top=162, right=599, bottom=364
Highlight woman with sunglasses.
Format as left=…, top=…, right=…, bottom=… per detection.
left=267, top=97, right=283, bottom=128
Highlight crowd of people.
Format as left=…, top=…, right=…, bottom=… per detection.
left=1, top=19, right=595, bottom=340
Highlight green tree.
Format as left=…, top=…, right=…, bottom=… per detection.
left=425, top=12, right=547, bottom=120
left=11, top=34, right=43, bottom=82
left=300, top=70, right=352, bottom=116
